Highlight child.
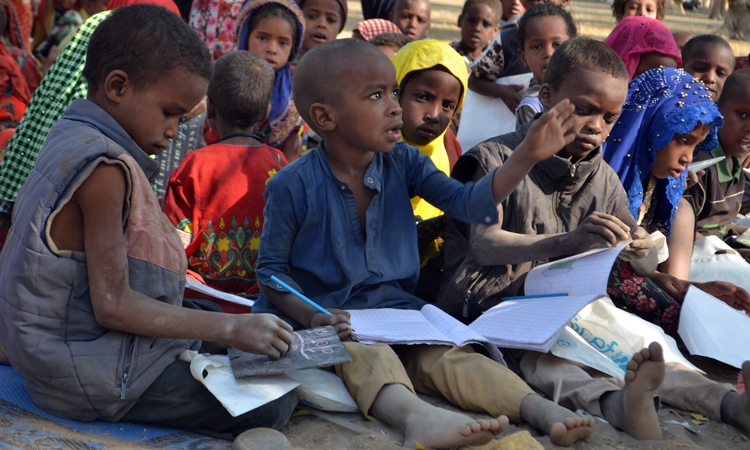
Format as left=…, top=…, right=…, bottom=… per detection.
left=255, top=38, right=597, bottom=449
left=681, top=34, right=735, bottom=103
left=394, top=39, right=467, bottom=221
left=603, top=67, right=750, bottom=330
left=611, top=0, right=664, bottom=22
left=351, top=17, right=402, bottom=41
left=500, top=0, right=524, bottom=27
left=684, top=69, right=750, bottom=240
left=369, top=31, right=410, bottom=58
left=604, top=16, right=680, bottom=80
left=33, top=0, right=83, bottom=61
left=389, top=0, right=430, bottom=40
left=515, top=2, right=576, bottom=127
left=236, top=0, right=305, bottom=161
left=0, top=4, right=297, bottom=436
left=450, top=0, right=500, bottom=64
left=672, top=30, right=691, bottom=51
left=296, top=0, right=347, bottom=55
left=437, top=38, right=750, bottom=438
left=163, top=51, right=287, bottom=309
left=468, top=0, right=569, bottom=113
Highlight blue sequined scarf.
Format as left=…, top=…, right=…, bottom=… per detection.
left=603, top=67, right=723, bottom=236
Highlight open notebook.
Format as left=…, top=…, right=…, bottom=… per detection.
left=348, top=242, right=631, bottom=354
left=348, top=305, right=504, bottom=364
left=469, top=242, right=631, bottom=352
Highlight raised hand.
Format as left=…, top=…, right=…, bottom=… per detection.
left=517, top=99, right=577, bottom=163
left=229, top=314, right=294, bottom=360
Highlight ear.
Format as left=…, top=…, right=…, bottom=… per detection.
left=264, top=102, right=271, bottom=122
left=308, top=103, right=337, bottom=132
left=102, top=70, right=132, bottom=105
left=539, top=83, right=554, bottom=111
left=456, top=14, right=463, bottom=28
left=519, top=49, right=529, bottom=68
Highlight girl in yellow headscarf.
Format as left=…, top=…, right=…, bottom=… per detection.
left=392, top=39, right=468, bottom=222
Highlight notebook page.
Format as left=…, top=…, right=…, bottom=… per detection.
left=524, top=242, right=631, bottom=297
left=421, top=304, right=488, bottom=346
left=347, top=309, right=453, bottom=345
left=468, top=295, right=601, bottom=351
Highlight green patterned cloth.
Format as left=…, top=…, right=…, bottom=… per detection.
left=0, top=12, right=111, bottom=213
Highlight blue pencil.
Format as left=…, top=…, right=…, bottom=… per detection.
left=503, top=293, right=568, bottom=301
left=270, top=275, right=352, bottom=328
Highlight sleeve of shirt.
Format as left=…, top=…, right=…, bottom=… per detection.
left=401, top=143, right=500, bottom=226
left=515, top=103, right=537, bottom=129
left=603, top=168, right=630, bottom=219
left=470, top=33, right=503, bottom=82
left=255, top=170, right=307, bottom=293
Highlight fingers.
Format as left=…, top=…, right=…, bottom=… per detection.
left=581, top=218, right=630, bottom=244
left=512, top=84, right=524, bottom=92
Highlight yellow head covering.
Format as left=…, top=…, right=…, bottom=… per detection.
left=392, top=40, right=469, bottom=221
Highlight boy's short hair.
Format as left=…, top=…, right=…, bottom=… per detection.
left=543, top=37, right=628, bottom=90
left=517, top=3, right=577, bottom=51
left=459, top=0, right=501, bottom=19
left=682, top=34, right=733, bottom=64
left=718, top=69, right=750, bottom=107
left=369, top=32, right=411, bottom=50
left=208, top=51, right=275, bottom=129
left=83, top=4, right=213, bottom=93
left=294, top=39, right=384, bottom=125
left=611, top=0, right=665, bottom=21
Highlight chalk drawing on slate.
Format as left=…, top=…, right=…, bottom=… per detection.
left=228, top=326, right=351, bottom=378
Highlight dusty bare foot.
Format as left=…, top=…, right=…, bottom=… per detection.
left=600, top=342, right=664, bottom=440
left=369, top=384, right=507, bottom=449
left=519, top=393, right=595, bottom=447
left=721, top=360, right=750, bottom=435
left=402, top=408, right=508, bottom=449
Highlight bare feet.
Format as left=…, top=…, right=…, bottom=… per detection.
left=519, top=393, right=595, bottom=447
left=600, top=342, right=664, bottom=440
left=370, top=384, right=508, bottom=449
left=721, top=360, right=750, bottom=435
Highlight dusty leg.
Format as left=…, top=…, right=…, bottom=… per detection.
left=721, top=361, right=750, bottom=435
left=599, top=342, right=664, bottom=440
left=519, top=394, right=595, bottom=447
left=370, top=384, right=508, bottom=449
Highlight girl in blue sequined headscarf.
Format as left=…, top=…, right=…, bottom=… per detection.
left=603, top=67, right=723, bottom=237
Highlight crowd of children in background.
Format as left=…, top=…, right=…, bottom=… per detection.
left=0, top=0, right=750, bottom=448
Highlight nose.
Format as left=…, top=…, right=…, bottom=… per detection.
left=702, top=71, right=717, bottom=85
left=584, top=116, right=603, bottom=135
left=387, top=95, right=402, bottom=117
left=424, top=103, right=440, bottom=123
left=542, top=43, right=555, bottom=60
left=165, top=119, right=178, bottom=140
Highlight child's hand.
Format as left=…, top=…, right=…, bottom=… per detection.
left=230, top=314, right=294, bottom=360
left=496, top=84, right=524, bottom=112
left=562, top=212, right=631, bottom=254
left=311, top=309, right=352, bottom=340
left=685, top=169, right=705, bottom=190
left=517, top=99, right=577, bottom=163
left=620, top=226, right=653, bottom=261
left=692, top=281, right=750, bottom=314
left=649, top=272, right=689, bottom=301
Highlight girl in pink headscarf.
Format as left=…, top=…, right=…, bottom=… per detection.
left=604, top=15, right=680, bottom=81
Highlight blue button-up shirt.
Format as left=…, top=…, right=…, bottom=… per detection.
left=253, top=141, right=499, bottom=324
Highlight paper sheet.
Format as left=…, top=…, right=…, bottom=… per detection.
left=456, top=73, right=535, bottom=151
left=181, top=351, right=298, bottom=417
left=286, top=369, right=359, bottom=413
left=678, top=287, right=750, bottom=369
left=552, top=298, right=702, bottom=379
left=185, top=277, right=255, bottom=308
left=524, top=242, right=631, bottom=296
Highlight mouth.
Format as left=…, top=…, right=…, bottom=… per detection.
left=264, top=58, right=278, bottom=68
left=385, top=121, right=403, bottom=141
left=738, top=138, right=750, bottom=152
left=152, top=143, right=169, bottom=154
left=575, top=136, right=598, bottom=150
left=311, top=32, right=327, bottom=43
left=670, top=167, right=685, bottom=178
left=511, top=6, right=524, bottom=14
left=416, top=125, right=440, bottom=140
left=404, top=30, right=418, bottom=39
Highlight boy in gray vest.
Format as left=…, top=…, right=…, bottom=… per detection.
left=0, top=4, right=297, bottom=438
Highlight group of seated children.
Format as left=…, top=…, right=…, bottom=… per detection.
left=2, top=1, right=750, bottom=449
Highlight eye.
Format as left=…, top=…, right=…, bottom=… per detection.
left=392, top=89, right=400, bottom=98
left=738, top=111, right=748, bottom=119
left=370, top=91, right=383, bottom=100
left=575, top=107, right=589, bottom=116
left=678, top=137, right=689, bottom=145
left=442, top=101, right=456, bottom=111
left=605, top=115, right=617, bottom=125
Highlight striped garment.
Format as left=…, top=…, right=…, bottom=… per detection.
left=0, top=11, right=110, bottom=213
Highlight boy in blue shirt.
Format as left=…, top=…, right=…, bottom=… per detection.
left=255, top=38, right=596, bottom=448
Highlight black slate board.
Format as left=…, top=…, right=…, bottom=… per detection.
left=228, top=326, right=351, bottom=378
